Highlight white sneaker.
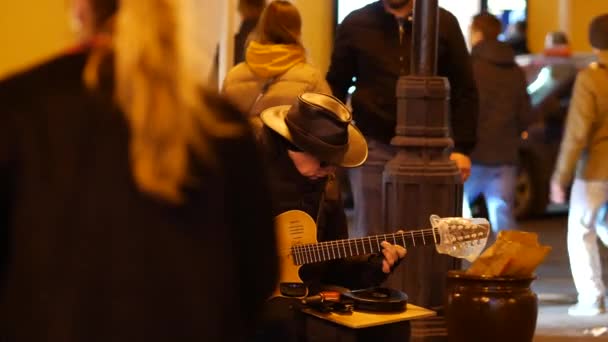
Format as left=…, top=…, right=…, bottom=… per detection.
left=568, top=298, right=606, bottom=317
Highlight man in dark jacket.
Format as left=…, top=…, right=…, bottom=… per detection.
left=211, top=0, right=265, bottom=85
left=234, top=0, right=265, bottom=65
left=464, top=13, right=531, bottom=234
left=327, top=0, right=478, bottom=237
left=255, top=93, right=407, bottom=341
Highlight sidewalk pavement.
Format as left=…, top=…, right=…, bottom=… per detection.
left=520, top=212, right=608, bottom=341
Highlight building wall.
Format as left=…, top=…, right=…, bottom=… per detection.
left=528, top=0, right=560, bottom=53
left=569, top=0, right=608, bottom=52
left=293, top=0, right=334, bottom=75
left=528, top=0, right=608, bottom=53
left=0, top=1, right=74, bottom=79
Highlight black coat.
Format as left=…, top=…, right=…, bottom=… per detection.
left=259, top=128, right=386, bottom=291
left=469, top=40, right=532, bottom=165
left=234, top=18, right=258, bottom=65
left=0, top=50, right=277, bottom=341
left=327, top=1, right=478, bottom=154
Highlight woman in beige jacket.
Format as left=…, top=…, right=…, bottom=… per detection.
left=222, top=0, right=330, bottom=117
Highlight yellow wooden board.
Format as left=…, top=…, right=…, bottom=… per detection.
left=302, top=304, right=436, bottom=329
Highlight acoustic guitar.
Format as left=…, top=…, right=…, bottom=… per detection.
left=272, top=210, right=490, bottom=298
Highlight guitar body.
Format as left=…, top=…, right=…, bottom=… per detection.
left=271, top=210, right=318, bottom=298
left=269, top=210, right=490, bottom=299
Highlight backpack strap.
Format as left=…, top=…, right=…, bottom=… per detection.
left=248, top=76, right=279, bottom=116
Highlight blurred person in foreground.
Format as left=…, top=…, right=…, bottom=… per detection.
left=463, top=13, right=531, bottom=236
left=0, top=0, right=277, bottom=340
left=222, top=0, right=330, bottom=121
left=327, top=0, right=478, bottom=237
left=550, top=14, right=608, bottom=317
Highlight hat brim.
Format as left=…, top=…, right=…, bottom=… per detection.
left=261, top=105, right=368, bottom=168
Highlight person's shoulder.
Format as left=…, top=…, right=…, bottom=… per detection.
left=340, top=1, right=383, bottom=27
left=577, top=61, right=608, bottom=86
left=438, top=7, right=460, bottom=27
left=283, top=63, right=324, bottom=82
left=0, top=51, right=88, bottom=103
left=586, top=61, right=608, bottom=74
left=224, top=62, right=256, bottom=86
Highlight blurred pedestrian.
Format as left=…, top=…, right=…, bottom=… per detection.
left=544, top=31, right=572, bottom=57
left=234, top=0, right=266, bottom=65
left=0, top=0, right=277, bottom=340
left=222, top=0, right=330, bottom=123
left=505, top=20, right=530, bottom=56
left=464, top=13, right=531, bottom=235
left=550, top=13, right=608, bottom=317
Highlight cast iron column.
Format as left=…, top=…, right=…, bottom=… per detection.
left=382, top=0, right=462, bottom=341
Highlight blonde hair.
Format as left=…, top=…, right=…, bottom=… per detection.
left=87, top=0, right=244, bottom=203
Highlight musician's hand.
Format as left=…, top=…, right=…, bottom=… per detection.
left=380, top=241, right=407, bottom=274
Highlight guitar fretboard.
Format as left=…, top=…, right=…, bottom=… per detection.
left=291, top=228, right=441, bottom=265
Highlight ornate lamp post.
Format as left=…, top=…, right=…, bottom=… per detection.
left=382, top=0, right=462, bottom=340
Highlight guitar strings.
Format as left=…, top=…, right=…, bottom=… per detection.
left=290, top=228, right=486, bottom=264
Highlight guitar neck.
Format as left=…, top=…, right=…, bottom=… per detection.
left=292, top=228, right=441, bottom=266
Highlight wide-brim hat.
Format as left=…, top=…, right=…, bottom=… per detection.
left=260, top=92, right=368, bottom=168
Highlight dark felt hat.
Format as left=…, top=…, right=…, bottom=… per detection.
left=590, top=14, right=608, bottom=49
left=260, top=92, right=368, bottom=167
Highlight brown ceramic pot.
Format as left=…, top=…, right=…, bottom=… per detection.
left=446, top=271, right=538, bottom=342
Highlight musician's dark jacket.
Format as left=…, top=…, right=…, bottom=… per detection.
left=0, top=49, right=277, bottom=341
left=252, top=127, right=388, bottom=341
left=259, top=127, right=388, bottom=291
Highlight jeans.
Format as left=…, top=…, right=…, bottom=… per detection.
left=567, top=179, right=608, bottom=304
left=463, top=164, right=517, bottom=234
left=348, top=140, right=396, bottom=238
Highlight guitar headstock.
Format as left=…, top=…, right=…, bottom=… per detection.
left=430, top=215, right=490, bottom=262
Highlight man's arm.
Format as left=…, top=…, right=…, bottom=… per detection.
left=442, top=11, right=478, bottom=155
left=326, top=18, right=357, bottom=103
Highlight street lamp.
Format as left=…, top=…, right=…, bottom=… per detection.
left=382, top=0, right=462, bottom=340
